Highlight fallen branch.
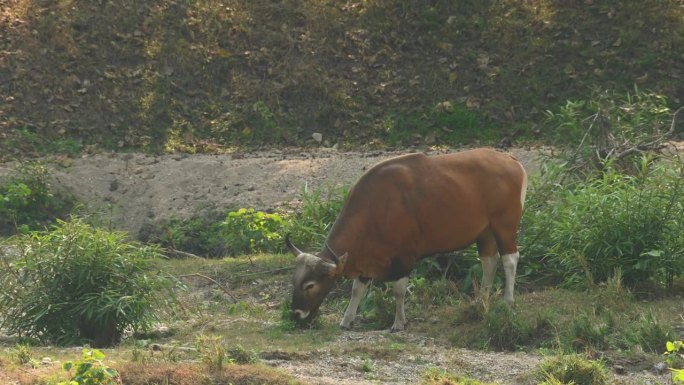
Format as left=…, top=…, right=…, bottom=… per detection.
left=161, top=247, right=204, bottom=260
left=178, top=273, right=237, bottom=302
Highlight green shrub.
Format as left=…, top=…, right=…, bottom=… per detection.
left=0, top=162, right=73, bottom=235
left=521, top=158, right=684, bottom=289
left=0, top=218, right=182, bottom=347
left=537, top=354, right=609, bottom=385
left=196, top=334, right=227, bottom=372
left=544, top=88, right=673, bottom=172
left=222, top=208, right=286, bottom=255
left=665, top=341, right=684, bottom=383
left=58, top=349, right=120, bottom=385
left=161, top=214, right=227, bottom=257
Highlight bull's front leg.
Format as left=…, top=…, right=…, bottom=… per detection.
left=340, top=278, right=370, bottom=329
left=480, top=252, right=500, bottom=299
left=390, top=276, right=409, bottom=332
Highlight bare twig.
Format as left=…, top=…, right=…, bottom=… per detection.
left=161, top=247, right=204, bottom=260
left=178, top=273, right=238, bottom=302
left=614, top=106, right=684, bottom=160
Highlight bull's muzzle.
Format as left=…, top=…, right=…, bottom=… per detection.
left=292, top=309, right=310, bottom=320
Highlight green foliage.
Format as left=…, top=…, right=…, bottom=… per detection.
left=155, top=184, right=348, bottom=257
left=566, top=312, right=612, bottom=352
left=0, top=162, right=73, bottom=235
left=621, top=311, right=672, bottom=353
left=383, top=103, right=498, bottom=146
left=665, top=340, right=684, bottom=383
left=481, top=301, right=532, bottom=351
left=277, top=298, right=297, bottom=331
left=2, top=128, right=84, bottom=159
left=228, top=344, right=257, bottom=364
left=196, top=334, right=227, bottom=371
left=12, top=344, right=35, bottom=367
left=358, top=283, right=396, bottom=328
left=0, top=218, right=182, bottom=347
left=58, top=349, right=120, bottom=385
left=545, top=88, right=672, bottom=157
left=409, top=276, right=460, bottom=307
left=521, top=157, right=684, bottom=289
left=222, top=208, right=286, bottom=255
left=285, top=184, right=349, bottom=249
left=161, top=214, right=227, bottom=257
left=537, top=354, right=609, bottom=385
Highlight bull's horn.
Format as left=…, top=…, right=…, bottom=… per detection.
left=285, top=233, right=303, bottom=256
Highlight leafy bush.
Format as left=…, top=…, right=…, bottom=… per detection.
left=0, top=218, right=182, bottom=347
left=0, top=162, right=73, bottom=235
left=58, top=349, right=120, bottom=385
left=155, top=184, right=348, bottom=257
left=160, top=213, right=227, bottom=257
left=544, top=88, right=674, bottom=173
left=665, top=340, right=684, bottom=384
left=537, top=354, right=609, bottom=385
left=521, top=157, right=684, bottom=289
left=222, top=208, right=286, bottom=255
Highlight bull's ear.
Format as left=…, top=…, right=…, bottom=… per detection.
left=328, top=252, right=348, bottom=277
left=285, top=233, right=303, bottom=257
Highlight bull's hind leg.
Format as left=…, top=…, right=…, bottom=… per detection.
left=340, top=278, right=370, bottom=329
left=491, top=217, right=521, bottom=305
left=477, top=229, right=500, bottom=300
left=501, top=251, right=519, bottom=304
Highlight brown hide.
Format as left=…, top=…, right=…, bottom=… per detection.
left=323, top=148, right=526, bottom=280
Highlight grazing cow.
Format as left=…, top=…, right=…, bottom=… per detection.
left=286, top=148, right=527, bottom=331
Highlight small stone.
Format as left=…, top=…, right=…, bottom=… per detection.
left=653, top=361, right=668, bottom=375
left=312, top=132, right=323, bottom=143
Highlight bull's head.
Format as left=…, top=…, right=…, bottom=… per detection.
left=286, top=234, right=346, bottom=324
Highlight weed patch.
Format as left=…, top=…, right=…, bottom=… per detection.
left=0, top=162, right=73, bottom=235
left=537, top=354, right=609, bottom=385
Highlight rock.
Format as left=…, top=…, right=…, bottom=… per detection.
left=653, top=361, right=668, bottom=375
left=312, top=132, right=323, bottom=143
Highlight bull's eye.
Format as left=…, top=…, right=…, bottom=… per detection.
left=302, top=281, right=316, bottom=291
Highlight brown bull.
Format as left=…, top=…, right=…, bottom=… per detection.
left=286, top=148, right=527, bottom=331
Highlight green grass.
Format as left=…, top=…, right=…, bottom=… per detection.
left=0, top=253, right=682, bottom=384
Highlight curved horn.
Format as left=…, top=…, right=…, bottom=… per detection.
left=285, top=233, right=303, bottom=257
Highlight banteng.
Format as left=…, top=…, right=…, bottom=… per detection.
left=287, top=148, right=527, bottom=331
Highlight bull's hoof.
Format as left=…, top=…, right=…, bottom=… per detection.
left=390, top=324, right=405, bottom=333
